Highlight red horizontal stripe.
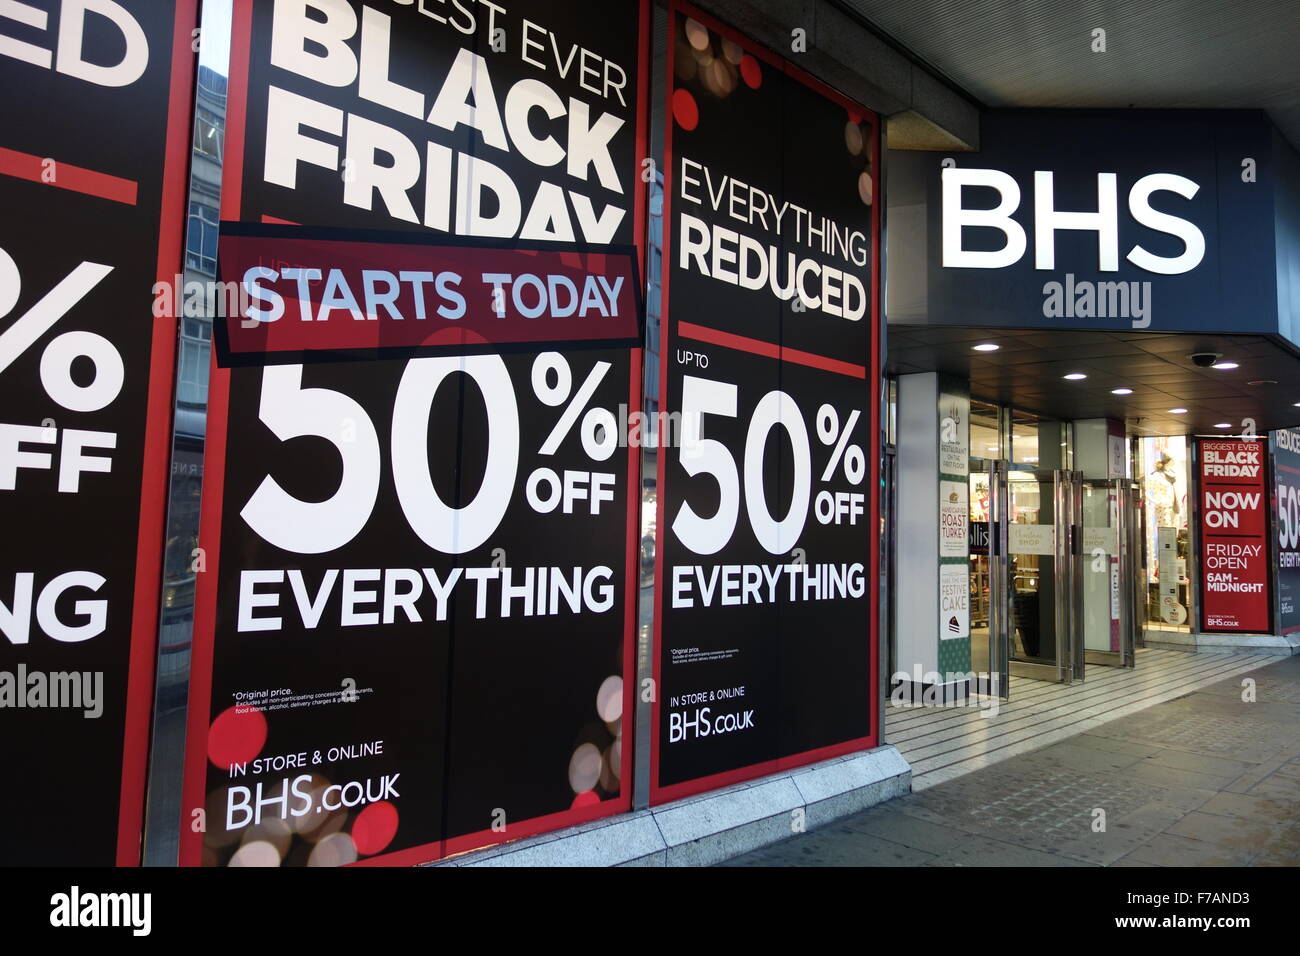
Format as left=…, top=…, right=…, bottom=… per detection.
left=677, top=320, right=866, bottom=378
left=0, top=146, right=137, bottom=205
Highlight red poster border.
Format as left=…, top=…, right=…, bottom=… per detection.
left=1277, top=458, right=1300, bottom=634
left=1196, top=437, right=1272, bottom=634
left=649, top=0, right=882, bottom=807
left=179, top=0, right=649, bottom=868
left=112, top=0, right=200, bottom=867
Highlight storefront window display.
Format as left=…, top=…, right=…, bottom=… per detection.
left=1139, top=436, right=1193, bottom=630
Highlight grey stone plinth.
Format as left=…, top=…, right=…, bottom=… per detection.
left=1142, top=632, right=1300, bottom=656
left=432, top=745, right=911, bottom=867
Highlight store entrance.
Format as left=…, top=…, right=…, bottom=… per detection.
left=1005, top=468, right=1083, bottom=683
left=972, top=465, right=1141, bottom=696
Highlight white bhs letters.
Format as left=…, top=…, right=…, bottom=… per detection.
left=942, top=167, right=1205, bottom=275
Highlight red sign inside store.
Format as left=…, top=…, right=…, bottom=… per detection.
left=1198, top=438, right=1270, bottom=632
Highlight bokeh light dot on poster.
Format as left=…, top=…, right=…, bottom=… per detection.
left=308, top=832, right=358, bottom=867
left=596, top=675, right=623, bottom=722
left=207, top=705, right=267, bottom=769
left=740, top=54, right=761, bottom=89
left=228, top=840, right=282, bottom=867
left=240, top=816, right=292, bottom=858
left=722, top=38, right=743, bottom=64
left=707, top=58, right=734, bottom=97
left=568, top=742, right=602, bottom=793
left=685, top=17, right=709, bottom=51
left=570, top=789, right=601, bottom=809
left=351, top=800, right=399, bottom=856
left=858, top=171, right=873, bottom=206
left=845, top=120, right=864, bottom=156
left=303, top=804, right=347, bottom=844
left=673, top=88, right=699, bottom=130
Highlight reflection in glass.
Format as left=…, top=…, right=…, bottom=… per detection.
left=1008, top=473, right=1054, bottom=665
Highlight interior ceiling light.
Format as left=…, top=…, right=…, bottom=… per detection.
left=1169, top=408, right=1188, bottom=414
left=1215, top=422, right=1232, bottom=428
left=1064, top=372, right=1087, bottom=380
left=972, top=343, right=999, bottom=352
left=1111, top=388, right=1133, bottom=395
left=1212, top=361, right=1239, bottom=370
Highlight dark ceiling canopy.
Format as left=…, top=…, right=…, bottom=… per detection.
left=887, top=326, right=1300, bottom=436
left=844, top=0, right=1300, bottom=150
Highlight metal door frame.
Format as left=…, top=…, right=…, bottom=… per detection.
left=1131, top=471, right=1149, bottom=649
left=1062, top=470, right=1085, bottom=683
left=971, top=459, right=1010, bottom=698
left=1125, top=480, right=1144, bottom=661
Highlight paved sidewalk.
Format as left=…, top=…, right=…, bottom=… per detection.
left=724, top=654, right=1300, bottom=866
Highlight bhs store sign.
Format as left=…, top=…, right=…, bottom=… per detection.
left=892, top=111, right=1276, bottom=334
left=943, top=168, right=1203, bottom=328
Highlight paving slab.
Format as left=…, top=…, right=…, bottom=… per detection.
left=1119, top=833, right=1254, bottom=867
left=721, top=823, right=938, bottom=867
left=724, top=653, right=1300, bottom=867
left=1196, top=791, right=1300, bottom=825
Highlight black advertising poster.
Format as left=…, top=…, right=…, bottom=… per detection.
left=1274, top=428, right=1300, bottom=633
left=181, top=0, right=648, bottom=866
left=0, top=0, right=195, bottom=865
left=652, top=2, right=879, bottom=802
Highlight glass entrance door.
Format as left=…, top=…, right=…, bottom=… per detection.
left=1081, top=479, right=1139, bottom=667
left=1007, top=470, right=1083, bottom=683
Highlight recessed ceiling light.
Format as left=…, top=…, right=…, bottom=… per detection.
left=1111, top=388, right=1133, bottom=395
left=986, top=445, right=999, bottom=451
left=1248, top=379, right=1277, bottom=386
left=972, top=343, right=999, bottom=352
left=1212, top=361, right=1239, bottom=370
left=1215, top=422, right=1232, bottom=429
left=1064, top=372, right=1087, bottom=380
left=1169, top=408, right=1188, bottom=414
